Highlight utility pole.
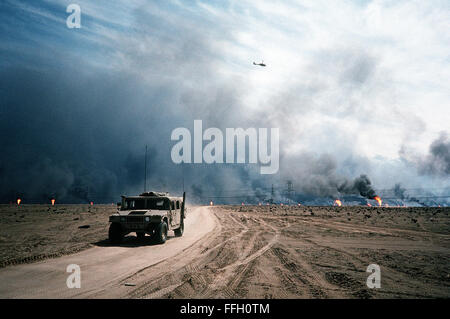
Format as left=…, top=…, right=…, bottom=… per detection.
left=144, top=145, right=147, bottom=193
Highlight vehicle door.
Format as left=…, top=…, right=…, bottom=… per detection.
left=170, top=200, right=177, bottom=227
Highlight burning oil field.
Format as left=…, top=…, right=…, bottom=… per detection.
left=186, top=174, right=450, bottom=208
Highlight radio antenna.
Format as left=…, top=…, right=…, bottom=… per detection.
left=144, top=145, right=148, bottom=192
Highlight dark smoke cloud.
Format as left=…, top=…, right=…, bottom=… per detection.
left=0, top=66, right=159, bottom=203
left=0, top=32, right=257, bottom=204
left=350, top=175, right=377, bottom=199
left=0, top=52, right=388, bottom=205
left=3, top=2, right=447, bottom=205
left=418, top=133, right=450, bottom=176
left=391, top=183, right=429, bottom=207
left=393, top=183, right=406, bottom=200
left=191, top=184, right=203, bottom=199
left=277, top=153, right=378, bottom=199
left=0, top=62, right=254, bottom=203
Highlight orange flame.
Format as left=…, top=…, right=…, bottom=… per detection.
left=297, top=203, right=301, bottom=206
left=210, top=201, right=214, bottom=206
left=334, top=199, right=342, bottom=207
left=51, top=199, right=56, bottom=206
left=90, top=201, right=94, bottom=206
left=367, top=203, right=372, bottom=207
left=374, top=196, right=382, bottom=206
left=17, top=198, right=21, bottom=205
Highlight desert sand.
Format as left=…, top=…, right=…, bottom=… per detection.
left=0, top=204, right=448, bottom=298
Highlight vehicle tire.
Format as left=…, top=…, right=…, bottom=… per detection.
left=136, top=232, right=145, bottom=240
left=174, top=218, right=184, bottom=237
left=109, top=223, right=123, bottom=244
left=155, top=221, right=168, bottom=244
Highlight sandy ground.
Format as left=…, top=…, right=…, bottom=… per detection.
left=0, top=204, right=449, bottom=298
left=0, top=204, right=116, bottom=267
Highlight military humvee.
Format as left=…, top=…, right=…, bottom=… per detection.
left=108, top=191, right=186, bottom=244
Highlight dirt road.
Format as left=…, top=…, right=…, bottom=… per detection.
left=0, top=206, right=217, bottom=298
left=0, top=205, right=449, bottom=298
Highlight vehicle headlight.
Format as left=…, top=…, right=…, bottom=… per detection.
left=145, top=217, right=150, bottom=222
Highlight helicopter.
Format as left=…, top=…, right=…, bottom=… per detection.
left=253, top=60, right=266, bottom=67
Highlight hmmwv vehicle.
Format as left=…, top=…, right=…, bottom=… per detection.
left=109, top=191, right=186, bottom=244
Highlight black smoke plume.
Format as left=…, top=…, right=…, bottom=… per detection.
left=419, top=133, right=450, bottom=176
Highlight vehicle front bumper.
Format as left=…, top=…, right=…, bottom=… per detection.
left=109, top=215, right=163, bottom=231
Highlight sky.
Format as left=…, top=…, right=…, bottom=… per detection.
left=0, top=0, right=449, bottom=204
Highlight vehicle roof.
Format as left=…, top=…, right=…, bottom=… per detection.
left=121, top=193, right=183, bottom=201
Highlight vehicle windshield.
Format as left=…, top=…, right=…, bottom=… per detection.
left=122, top=198, right=169, bottom=210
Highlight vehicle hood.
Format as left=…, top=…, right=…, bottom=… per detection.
left=113, top=210, right=168, bottom=216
